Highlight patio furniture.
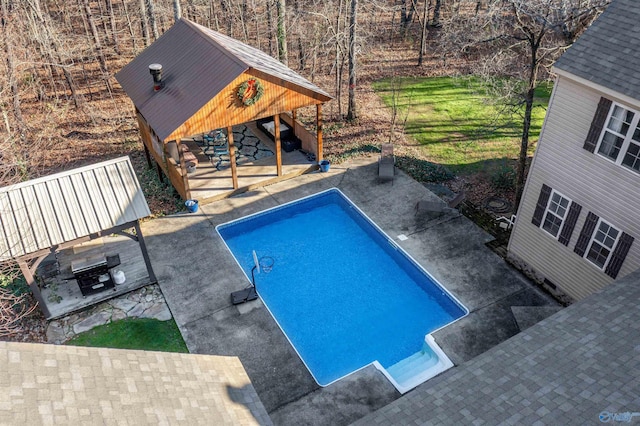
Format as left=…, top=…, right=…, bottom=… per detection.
left=415, top=191, right=465, bottom=216
left=379, top=144, right=395, bottom=183
left=167, top=142, right=198, bottom=167
left=204, top=130, right=229, bottom=156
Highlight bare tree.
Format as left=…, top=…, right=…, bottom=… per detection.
left=276, top=0, right=288, bottom=65
left=346, top=0, right=358, bottom=120
left=173, top=0, right=182, bottom=21
left=440, top=0, right=611, bottom=209
left=1, top=0, right=25, bottom=135
left=105, top=0, right=121, bottom=54
left=147, top=0, right=160, bottom=40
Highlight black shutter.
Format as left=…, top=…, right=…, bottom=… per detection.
left=574, top=212, right=599, bottom=256
left=605, top=232, right=634, bottom=279
left=583, top=97, right=612, bottom=153
left=532, top=184, right=552, bottom=227
left=558, top=202, right=582, bottom=246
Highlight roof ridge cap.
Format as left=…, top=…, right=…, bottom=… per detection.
left=180, top=19, right=250, bottom=70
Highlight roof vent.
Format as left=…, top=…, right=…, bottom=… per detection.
left=149, top=63, right=163, bottom=91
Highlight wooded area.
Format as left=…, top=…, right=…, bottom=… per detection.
left=0, top=0, right=614, bottom=338
left=0, top=0, right=610, bottom=191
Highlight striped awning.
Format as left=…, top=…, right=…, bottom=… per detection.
left=0, top=157, right=150, bottom=261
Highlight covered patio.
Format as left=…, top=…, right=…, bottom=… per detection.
left=0, top=157, right=156, bottom=319
left=116, top=18, right=332, bottom=203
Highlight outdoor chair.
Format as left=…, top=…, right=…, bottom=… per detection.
left=415, top=191, right=465, bottom=216
left=378, top=143, right=395, bottom=183
left=203, top=130, right=229, bottom=157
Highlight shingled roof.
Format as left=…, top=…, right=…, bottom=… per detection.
left=554, top=0, right=640, bottom=100
left=115, top=19, right=331, bottom=142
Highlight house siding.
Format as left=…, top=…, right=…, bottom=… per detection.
left=508, top=76, right=640, bottom=300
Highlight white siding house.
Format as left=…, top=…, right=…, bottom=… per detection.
left=508, top=0, right=640, bottom=300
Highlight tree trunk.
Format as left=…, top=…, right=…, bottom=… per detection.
left=418, top=0, right=430, bottom=66
left=276, top=0, right=288, bottom=65
left=139, top=0, right=150, bottom=46
left=147, top=0, right=159, bottom=40
left=515, top=43, right=540, bottom=211
left=515, top=86, right=534, bottom=212
left=335, top=0, right=345, bottom=117
left=173, top=0, right=182, bottom=22
left=105, top=0, right=121, bottom=54
left=432, top=0, right=441, bottom=26
left=266, top=0, right=275, bottom=56
left=1, top=0, right=25, bottom=133
left=81, top=0, right=108, bottom=74
left=346, top=0, right=357, bottom=120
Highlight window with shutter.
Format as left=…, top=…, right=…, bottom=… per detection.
left=531, top=184, right=552, bottom=227
left=584, top=97, right=612, bottom=153
left=604, top=232, right=634, bottom=279
left=591, top=101, right=640, bottom=175
left=558, top=202, right=582, bottom=246
left=574, top=212, right=599, bottom=257
left=540, top=190, right=572, bottom=239
left=585, top=219, right=620, bottom=269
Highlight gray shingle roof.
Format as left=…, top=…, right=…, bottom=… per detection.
left=351, top=268, right=640, bottom=425
left=554, top=0, right=640, bottom=100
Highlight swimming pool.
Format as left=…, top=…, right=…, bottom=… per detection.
left=217, top=189, right=467, bottom=393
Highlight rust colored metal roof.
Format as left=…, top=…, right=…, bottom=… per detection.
left=116, top=19, right=331, bottom=142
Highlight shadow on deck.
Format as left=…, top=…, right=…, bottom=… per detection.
left=182, top=122, right=318, bottom=203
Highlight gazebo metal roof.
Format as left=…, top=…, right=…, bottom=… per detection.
left=0, top=157, right=150, bottom=261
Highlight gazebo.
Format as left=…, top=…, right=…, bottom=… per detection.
left=0, top=157, right=156, bottom=319
left=116, top=19, right=332, bottom=202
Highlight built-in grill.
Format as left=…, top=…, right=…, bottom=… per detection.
left=71, top=254, right=115, bottom=296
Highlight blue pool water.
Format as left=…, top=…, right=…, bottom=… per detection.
left=217, top=189, right=466, bottom=386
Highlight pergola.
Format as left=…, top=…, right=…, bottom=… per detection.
left=0, top=157, right=156, bottom=318
left=116, top=19, right=332, bottom=201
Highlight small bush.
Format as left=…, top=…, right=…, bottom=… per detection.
left=491, top=164, right=516, bottom=190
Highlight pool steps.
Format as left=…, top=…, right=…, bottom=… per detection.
left=381, top=335, right=455, bottom=394
left=386, top=345, right=440, bottom=385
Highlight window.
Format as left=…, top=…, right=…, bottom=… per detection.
left=585, top=219, right=620, bottom=269
left=532, top=184, right=581, bottom=246
left=575, top=212, right=635, bottom=278
left=596, top=103, right=640, bottom=173
left=541, top=190, right=570, bottom=238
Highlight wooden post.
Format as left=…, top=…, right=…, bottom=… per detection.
left=143, top=144, right=152, bottom=168
left=18, top=259, right=51, bottom=319
left=274, top=114, right=282, bottom=176
left=316, top=104, right=323, bottom=161
left=292, top=109, right=297, bottom=139
left=155, top=161, right=163, bottom=184
left=176, top=140, right=191, bottom=200
left=228, top=126, right=238, bottom=189
left=134, top=221, right=157, bottom=284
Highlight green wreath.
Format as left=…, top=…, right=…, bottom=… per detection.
left=237, top=78, right=264, bottom=106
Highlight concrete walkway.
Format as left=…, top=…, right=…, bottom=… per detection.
left=141, top=157, right=560, bottom=425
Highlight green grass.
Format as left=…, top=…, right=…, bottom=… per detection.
left=67, top=318, right=189, bottom=353
left=373, top=76, right=552, bottom=175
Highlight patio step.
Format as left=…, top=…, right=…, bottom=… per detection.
left=386, top=344, right=440, bottom=387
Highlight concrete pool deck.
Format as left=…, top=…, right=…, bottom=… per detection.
left=140, top=156, right=560, bottom=425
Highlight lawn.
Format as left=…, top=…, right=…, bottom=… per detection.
left=67, top=318, right=189, bottom=353
left=373, top=76, right=552, bottom=175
